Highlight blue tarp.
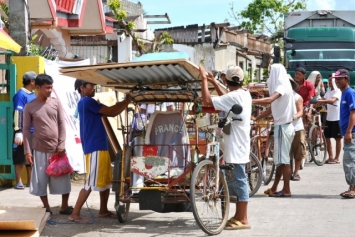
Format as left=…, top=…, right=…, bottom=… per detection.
left=132, top=52, right=189, bottom=62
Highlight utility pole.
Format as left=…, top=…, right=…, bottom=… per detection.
left=8, top=0, right=29, bottom=56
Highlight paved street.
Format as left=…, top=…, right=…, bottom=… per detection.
left=1, top=145, right=355, bottom=237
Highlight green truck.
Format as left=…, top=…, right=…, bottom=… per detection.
left=283, top=10, right=355, bottom=85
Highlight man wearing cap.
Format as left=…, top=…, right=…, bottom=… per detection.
left=12, top=71, right=37, bottom=189
left=199, top=65, right=252, bottom=230
left=220, top=70, right=227, bottom=85
left=332, top=69, right=355, bottom=198
left=317, top=75, right=342, bottom=164
left=253, top=64, right=296, bottom=197
left=294, top=67, right=316, bottom=121
left=68, top=79, right=131, bottom=222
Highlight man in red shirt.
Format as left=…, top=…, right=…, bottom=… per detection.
left=294, top=67, right=316, bottom=120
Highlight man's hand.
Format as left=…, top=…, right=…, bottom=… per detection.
left=344, top=132, right=352, bottom=144
left=199, top=66, right=208, bottom=81
left=14, top=132, right=23, bottom=145
left=57, top=149, right=66, bottom=157
left=206, top=72, right=215, bottom=83
left=307, top=110, right=312, bottom=121
left=25, top=153, right=33, bottom=165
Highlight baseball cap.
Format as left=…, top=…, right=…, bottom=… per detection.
left=295, top=67, right=306, bottom=75
left=288, top=74, right=300, bottom=91
left=332, top=69, right=349, bottom=78
left=226, top=66, right=244, bottom=82
left=221, top=69, right=227, bottom=75
left=23, top=71, right=37, bottom=80
left=322, top=78, right=328, bottom=83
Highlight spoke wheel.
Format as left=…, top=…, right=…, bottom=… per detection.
left=310, top=126, right=327, bottom=166
left=262, top=135, right=275, bottom=185
left=190, top=160, right=229, bottom=235
left=247, top=152, right=263, bottom=197
left=115, top=182, right=131, bottom=223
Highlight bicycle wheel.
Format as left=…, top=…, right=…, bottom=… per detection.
left=262, top=135, right=275, bottom=185
left=115, top=191, right=130, bottom=223
left=247, top=152, right=263, bottom=197
left=309, top=126, right=327, bottom=166
left=190, top=160, right=230, bottom=235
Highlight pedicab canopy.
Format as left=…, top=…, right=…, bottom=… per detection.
left=60, top=52, right=226, bottom=103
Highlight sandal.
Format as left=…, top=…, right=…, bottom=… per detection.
left=292, top=174, right=301, bottom=181
left=59, top=206, right=74, bottom=215
left=264, top=188, right=274, bottom=195
left=325, top=159, right=336, bottom=164
left=225, top=218, right=251, bottom=230
left=14, top=182, right=25, bottom=190
left=341, top=191, right=355, bottom=199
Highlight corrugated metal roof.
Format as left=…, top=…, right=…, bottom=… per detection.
left=60, top=59, right=201, bottom=91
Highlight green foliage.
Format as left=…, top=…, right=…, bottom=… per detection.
left=27, top=34, right=43, bottom=56
left=127, top=21, right=135, bottom=31
left=161, top=31, right=174, bottom=45
left=0, top=2, right=9, bottom=28
left=230, top=0, right=307, bottom=37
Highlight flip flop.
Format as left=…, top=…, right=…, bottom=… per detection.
left=264, top=188, right=274, bottom=195
left=335, top=160, right=341, bottom=164
left=225, top=218, right=251, bottom=230
left=271, top=191, right=291, bottom=197
left=325, top=159, right=336, bottom=164
left=98, top=212, right=117, bottom=219
left=14, top=182, right=25, bottom=190
left=59, top=206, right=74, bottom=215
left=341, top=191, right=355, bottom=199
left=67, top=217, right=89, bottom=223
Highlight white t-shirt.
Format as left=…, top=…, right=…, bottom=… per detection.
left=212, top=89, right=251, bottom=164
left=267, top=64, right=296, bottom=125
left=292, top=92, right=304, bottom=131
left=324, top=89, right=341, bottom=121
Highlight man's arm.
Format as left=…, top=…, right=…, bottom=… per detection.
left=344, top=110, right=355, bottom=144
left=199, top=66, right=213, bottom=106
left=207, top=76, right=226, bottom=97
left=99, top=97, right=131, bottom=117
left=317, top=97, right=338, bottom=105
left=294, top=96, right=304, bottom=121
left=254, top=107, right=272, bottom=121
left=56, top=100, right=66, bottom=156
left=23, top=106, right=33, bottom=164
left=252, top=92, right=281, bottom=105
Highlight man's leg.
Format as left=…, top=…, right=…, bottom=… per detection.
left=40, top=195, right=50, bottom=210
left=270, top=165, right=282, bottom=193
left=26, top=165, right=32, bottom=186
left=236, top=202, right=249, bottom=225
left=61, top=193, right=70, bottom=211
left=335, top=138, right=342, bottom=162
left=280, top=164, right=292, bottom=195
left=326, top=138, right=334, bottom=161
left=15, top=164, right=23, bottom=185
left=69, top=188, right=92, bottom=221
left=293, top=159, right=302, bottom=177
left=98, top=188, right=112, bottom=216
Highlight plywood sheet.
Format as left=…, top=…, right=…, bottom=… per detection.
left=0, top=207, right=45, bottom=230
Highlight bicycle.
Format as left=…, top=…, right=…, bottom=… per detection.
left=301, top=104, right=327, bottom=167
left=250, top=120, right=275, bottom=186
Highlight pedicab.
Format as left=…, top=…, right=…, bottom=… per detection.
left=60, top=53, right=244, bottom=235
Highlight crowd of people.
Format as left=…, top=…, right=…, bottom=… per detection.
left=11, top=63, right=355, bottom=230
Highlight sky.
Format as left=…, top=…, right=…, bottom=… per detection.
left=136, top=0, right=355, bottom=31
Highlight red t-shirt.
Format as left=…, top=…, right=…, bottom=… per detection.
left=297, top=80, right=316, bottom=106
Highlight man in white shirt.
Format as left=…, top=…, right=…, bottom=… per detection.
left=318, top=76, right=342, bottom=164
left=253, top=64, right=296, bottom=197
left=199, top=65, right=252, bottom=230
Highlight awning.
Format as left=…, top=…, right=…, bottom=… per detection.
left=0, top=28, right=21, bottom=53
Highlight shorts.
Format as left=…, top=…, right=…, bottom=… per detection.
left=324, top=120, right=342, bottom=139
left=30, top=150, right=71, bottom=196
left=13, top=144, right=30, bottom=165
left=291, top=130, right=307, bottom=160
left=274, top=123, right=295, bottom=166
left=225, top=163, right=249, bottom=202
left=84, top=150, right=112, bottom=191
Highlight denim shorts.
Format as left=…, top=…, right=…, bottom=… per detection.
left=225, top=163, right=249, bottom=202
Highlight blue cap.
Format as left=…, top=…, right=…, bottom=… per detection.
left=322, top=78, right=328, bottom=83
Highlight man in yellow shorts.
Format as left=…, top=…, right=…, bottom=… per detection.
left=68, top=80, right=131, bottom=223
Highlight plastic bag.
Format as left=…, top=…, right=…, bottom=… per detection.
left=46, top=153, right=74, bottom=177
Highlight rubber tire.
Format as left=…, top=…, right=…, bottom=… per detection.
left=262, top=135, right=275, bottom=185
left=247, top=152, right=263, bottom=197
left=309, top=126, right=327, bottom=166
left=115, top=192, right=130, bottom=223
left=190, top=159, right=230, bottom=236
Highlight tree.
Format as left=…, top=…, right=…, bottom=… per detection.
left=229, top=0, right=307, bottom=42
left=108, top=0, right=173, bottom=56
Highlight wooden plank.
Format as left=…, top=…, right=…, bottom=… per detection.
left=0, top=207, right=46, bottom=230
left=201, top=24, right=205, bottom=43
